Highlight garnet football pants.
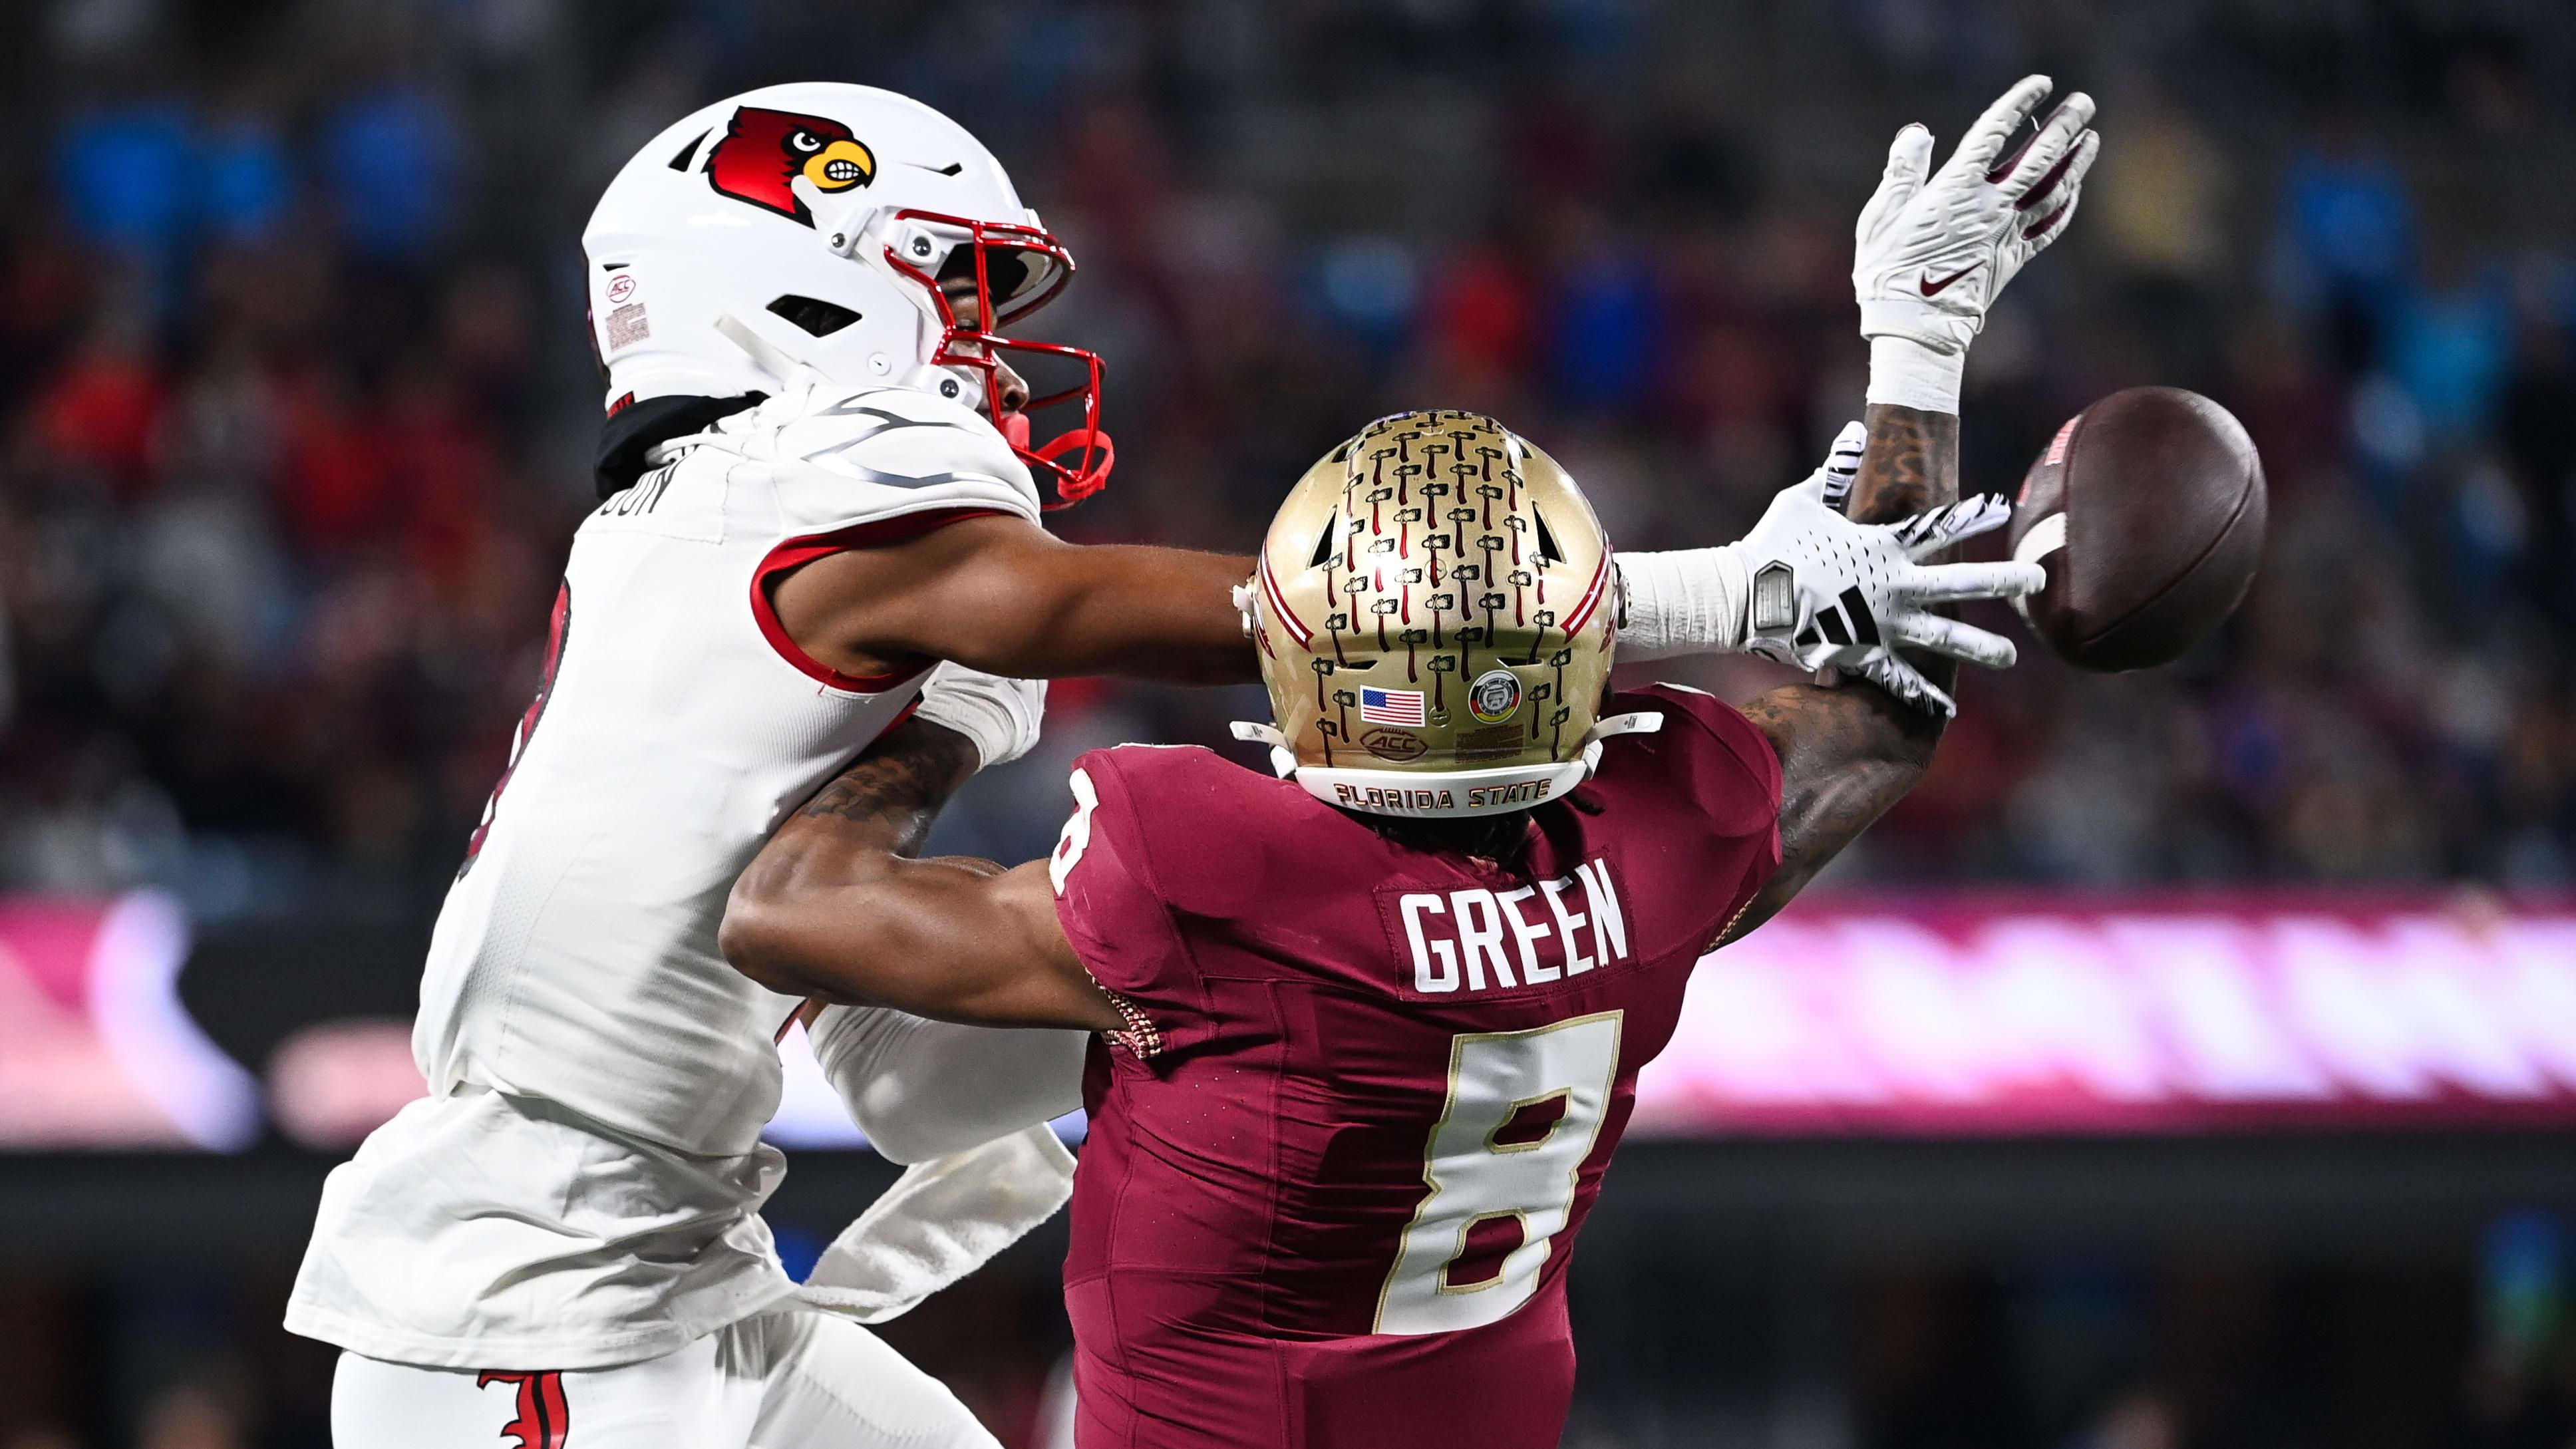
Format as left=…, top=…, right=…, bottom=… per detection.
left=329, top=1303, right=996, bottom=1448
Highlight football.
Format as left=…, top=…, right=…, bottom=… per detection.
left=2009, top=386, right=2268, bottom=671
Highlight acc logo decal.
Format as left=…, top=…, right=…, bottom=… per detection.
left=1466, top=669, right=1522, bottom=725
left=706, top=107, right=876, bottom=226
left=1362, top=728, right=1428, bottom=762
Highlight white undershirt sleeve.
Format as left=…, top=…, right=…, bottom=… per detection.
left=1615, top=546, right=1750, bottom=661
left=806, top=1006, right=1087, bottom=1166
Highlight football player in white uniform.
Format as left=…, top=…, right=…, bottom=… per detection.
left=291, top=82, right=1259, bottom=1449
left=287, top=75, right=2092, bottom=1449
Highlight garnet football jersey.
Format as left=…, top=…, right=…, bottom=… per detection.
left=1050, top=683, right=1782, bottom=1448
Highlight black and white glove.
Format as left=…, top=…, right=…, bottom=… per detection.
left=1733, top=425, right=2040, bottom=715
left=1617, top=422, right=2042, bottom=717
left=1854, top=74, right=2098, bottom=412
left=913, top=663, right=1046, bottom=770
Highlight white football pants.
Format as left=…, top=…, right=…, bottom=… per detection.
left=330, top=1304, right=996, bottom=1448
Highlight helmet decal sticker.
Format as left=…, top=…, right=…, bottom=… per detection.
left=605, top=297, right=650, bottom=351
left=1467, top=669, right=1523, bottom=724
left=705, top=106, right=876, bottom=226
left=1361, top=728, right=1429, bottom=762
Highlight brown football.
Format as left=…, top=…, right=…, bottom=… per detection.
left=2009, top=387, right=2267, bottom=672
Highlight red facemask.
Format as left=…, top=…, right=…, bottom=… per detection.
left=882, top=209, right=1114, bottom=510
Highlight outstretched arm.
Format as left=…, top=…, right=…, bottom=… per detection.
left=1722, top=67, right=2097, bottom=935
left=1724, top=402, right=1958, bottom=939
left=771, top=514, right=1255, bottom=686
left=720, top=715, right=1124, bottom=1033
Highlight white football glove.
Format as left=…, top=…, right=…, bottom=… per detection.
left=1854, top=75, right=2098, bottom=409
left=1617, top=422, right=2043, bottom=717
left=1737, top=423, right=2042, bottom=716
left=912, top=663, right=1046, bottom=770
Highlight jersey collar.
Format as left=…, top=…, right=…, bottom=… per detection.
left=595, top=392, right=768, bottom=499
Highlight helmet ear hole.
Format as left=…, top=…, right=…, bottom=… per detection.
left=766, top=295, right=862, bottom=337
left=1309, top=512, right=1340, bottom=569
left=1531, top=504, right=1567, bottom=563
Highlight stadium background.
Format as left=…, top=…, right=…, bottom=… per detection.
left=3, top=0, right=2576, bottom=1445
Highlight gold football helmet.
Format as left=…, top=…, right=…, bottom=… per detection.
left=1234, top=410, right=1659, bottom=819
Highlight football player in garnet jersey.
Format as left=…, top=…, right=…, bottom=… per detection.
left=720, top=76, right=2096, bottom=1447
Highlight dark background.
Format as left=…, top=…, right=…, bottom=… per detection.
left=2, top=0, right=2575, bottom=1446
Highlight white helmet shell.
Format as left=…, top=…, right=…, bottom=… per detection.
left=582, top=82, right=1060, bottom=418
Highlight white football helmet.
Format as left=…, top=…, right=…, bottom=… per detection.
left=582, top=82, right=1111, bottom=506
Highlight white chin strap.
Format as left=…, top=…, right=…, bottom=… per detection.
left=715, top=313, right=818, bottom=391
left=1229, top=713, right=1663, bottom=820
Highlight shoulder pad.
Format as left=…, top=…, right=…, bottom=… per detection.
left=761, top=386, right=1043, bottom=535
left=1086, top=743, right=1284, bottom=827
left=1097, top=742, right=1227, bottom=772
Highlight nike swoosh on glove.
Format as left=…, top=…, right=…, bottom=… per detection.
left=913, top=662, right=1046, bottom=770
left=1853, top=74, right=2100, bottom=357
left=1738, top=422, right=2045, bottom=717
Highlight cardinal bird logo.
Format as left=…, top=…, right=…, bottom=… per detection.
left=705, top=106, right=876, bottom=226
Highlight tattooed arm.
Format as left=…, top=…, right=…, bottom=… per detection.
left=719, top=715, right=1124, bottom=1032
left=1723, top=402, right=1959, bottom=939
left=1850, top=404, right=1961, bottom=528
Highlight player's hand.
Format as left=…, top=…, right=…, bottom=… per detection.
left=1853, top=75, right=2098, bottom=357
left=913, top=663, right=1046, bottom=770
left=1737, top=422, right=2043, bottom=717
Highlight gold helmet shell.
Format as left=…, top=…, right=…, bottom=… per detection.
left=1237, top=410, right=1635, bottom=819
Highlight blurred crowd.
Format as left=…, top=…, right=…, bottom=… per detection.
left=4, top=0, right=2576, bottom=919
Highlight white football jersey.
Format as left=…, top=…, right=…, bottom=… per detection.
left=288, top=379, right=1043, bottom=1368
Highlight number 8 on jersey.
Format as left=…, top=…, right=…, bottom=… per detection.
left=1375, top=1012, right=1623, bottom=1335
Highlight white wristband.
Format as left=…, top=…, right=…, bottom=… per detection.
left=1615, top=547, right=1750, bottom=661
left=1863, top=335, right=1965, bottom=415
left=913, top=664, right=1046, bottom=770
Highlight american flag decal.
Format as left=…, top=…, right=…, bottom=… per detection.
left=1359, top=687, right=1426, bottom=726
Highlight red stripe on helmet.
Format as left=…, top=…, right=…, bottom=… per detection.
left=1259, top=555, right=1313, bottom=647
left=1559, top=551, right=1612, bottom=639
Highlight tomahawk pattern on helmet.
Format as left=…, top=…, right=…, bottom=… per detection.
left=1240, top=410, right=1655, bottom=820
